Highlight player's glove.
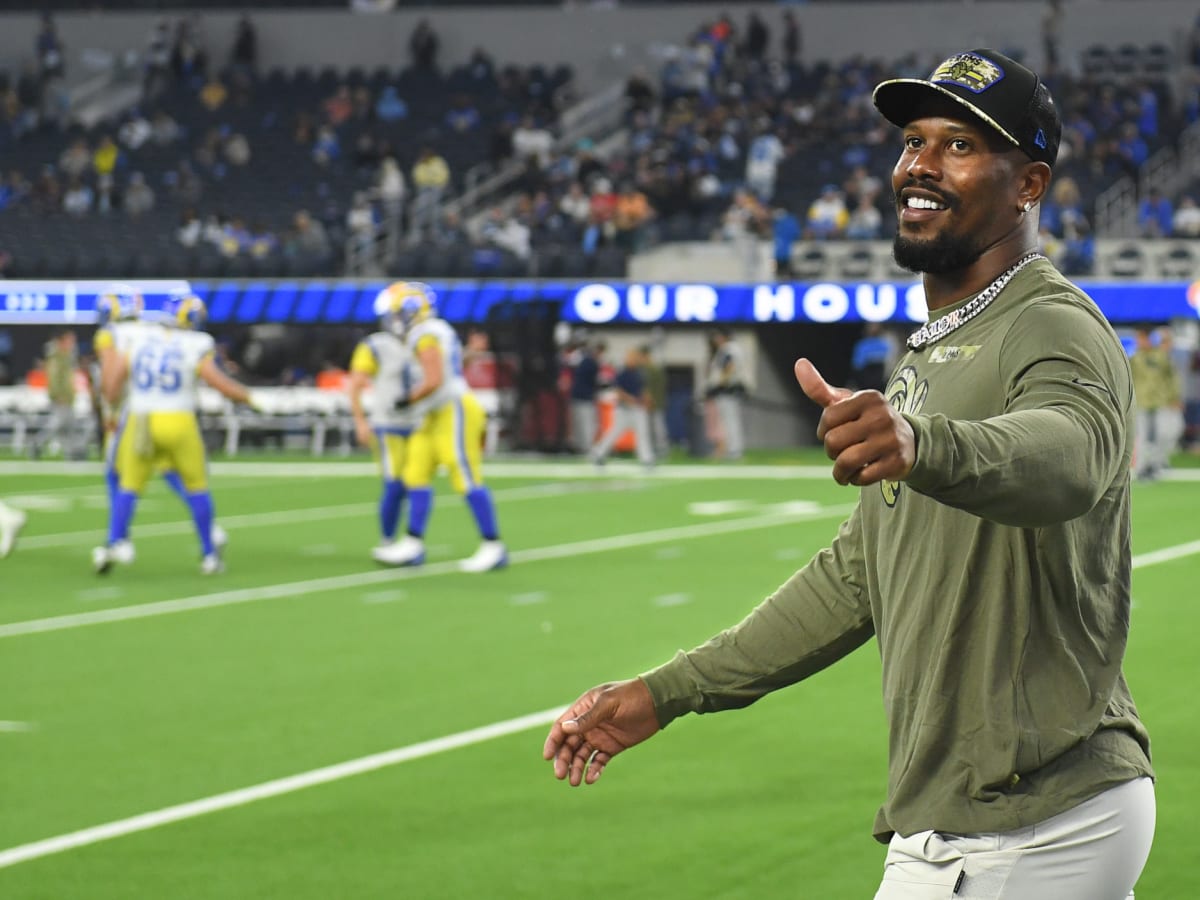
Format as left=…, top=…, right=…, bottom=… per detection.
left=245, top=390, right=267, bottom=412
left=393, top=394, right=412, bottom=411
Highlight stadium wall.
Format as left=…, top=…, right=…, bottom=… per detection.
left=1, top=2, right=1197, bottom=93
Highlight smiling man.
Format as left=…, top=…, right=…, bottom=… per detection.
left=543, top=50, right=1154, bottom=899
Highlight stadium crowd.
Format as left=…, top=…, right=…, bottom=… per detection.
left=2, top=10, right=1200, bottom=279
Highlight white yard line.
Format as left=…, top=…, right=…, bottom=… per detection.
left=17, top=480, right=651, bottom=550
left=0, top=506, right=856, bottom=640
left=0, top=707, right=563, bottom=870
left=2, top=532, right=1198, bottom=870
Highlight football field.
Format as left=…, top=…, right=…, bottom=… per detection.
left=1, top=455, right=1197, bottom=899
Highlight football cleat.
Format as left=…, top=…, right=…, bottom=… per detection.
left=372, top=535, right=425, bottom=567
left=458, top=540, right=509, bottom=573
left=0, top=505, right=26, bottom=559
left=109, top=540, right=136, bottom=565
left=200, top=553, right=224, bottom=575
left=92, top=545, right=113, bottom=575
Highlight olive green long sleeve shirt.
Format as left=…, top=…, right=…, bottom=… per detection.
left=642, top=260, right=1153, bottom=841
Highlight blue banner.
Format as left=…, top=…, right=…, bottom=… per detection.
left=1, top=279, right=1197, bottom=326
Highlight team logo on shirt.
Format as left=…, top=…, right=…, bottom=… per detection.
left=928, top=344, right=980, bottom=363
left=881, top=366, right=929, bottom=507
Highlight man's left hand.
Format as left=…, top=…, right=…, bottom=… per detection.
left=795, top=358, right=916, bottom=487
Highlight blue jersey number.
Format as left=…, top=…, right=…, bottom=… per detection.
left=132, top=345, right=184, bottom=393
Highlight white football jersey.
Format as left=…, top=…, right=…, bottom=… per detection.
left=362, top=332, right=422, bottom=430
left=123, top=324, right=216, bottom=413
left=406, top=317, right=467, bottom=415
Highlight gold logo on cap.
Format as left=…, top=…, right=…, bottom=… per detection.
left=931, top=53, right=1004, bottom=93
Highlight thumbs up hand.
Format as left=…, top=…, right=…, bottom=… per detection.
left=794, top=358, right=916, bottom=487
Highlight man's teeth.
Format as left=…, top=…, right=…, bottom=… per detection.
left=906, top=197, right=947, bottom=210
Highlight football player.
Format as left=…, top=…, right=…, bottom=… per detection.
left=92, top=284, right=226, bottom=567
left=348, top=289, right=422, bottom=563
left=93, top=293, right=259, bottom=575
left=372, top=281, right=507, bottom=572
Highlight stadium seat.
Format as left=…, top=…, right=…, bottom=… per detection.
left=1158, top=244, right=1196, bottom=278
left=792, top=245, right=828, bottom=279
left=1108, top=243, right=1147, bottom=278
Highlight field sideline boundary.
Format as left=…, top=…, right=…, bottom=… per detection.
left=0, top=504, right=858, bottom=639
left=1, top=534, right=1198, bottom=870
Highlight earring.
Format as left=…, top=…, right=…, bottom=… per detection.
left=1023, top=201, right=1032, bottom=212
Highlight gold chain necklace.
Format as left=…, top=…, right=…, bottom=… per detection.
left=906, top=253, right=1044, bottom=351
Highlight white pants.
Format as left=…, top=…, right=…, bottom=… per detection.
left=713, top=393, right=745, bottom=459
left=1135, top=407, right=1182, bottom=475
left=591, top=404, right=654, bottom=465
left=571, top=400, right=598, bottom=454
left=874, top=778, right=1155, bottom=899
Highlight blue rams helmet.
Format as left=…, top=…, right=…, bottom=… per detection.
left=373, top=281, right=437, bottom=336
left=96, top=284, right=144, bottom=325
left=162, top=292, right=208, bottom=329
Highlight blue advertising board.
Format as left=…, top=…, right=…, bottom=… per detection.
left=1, top=279, right=1196, bottom=326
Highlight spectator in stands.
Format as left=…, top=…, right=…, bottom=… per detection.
left=58, top=138, right=91, bottom=180
left=782, top=9, right=801, bottom=65
left=376, top=156, right=406, bottom=222
left=62, top=176, right=93, bottom=218
left=444, top=94, right=481, bottom=133
left=843, top=164, right=883, bottom=207
left=118, top=109, right=152, bottom=151
left=409, top=19, right=439, bottom=72
left=177, top=208, right=202, bottom=247
left=512, top=114, right=554, bottom=170
left=171, top=15, right=208, bottom=87
left=613, top=181, right=656, bottom=252
left=744, top=127, right=787, bottom=203
left=0, top=171, right=30, bottom=211
left=742, top=11, right=769, bottom=61
left=845, top=195, right=883, bottom=240
left=806, top=183, right=849, bottom=240
left=411, top=145, right=450, bottom=238
left=477, top=205, right=531, bottom=265
left=624, top=67, right=656, bottom=119
left=144, top=20, right=173, bottom=100
left=123, top=172, right=155, bottom=218
left=169, top=160, right=203, bottom=206
left=92, top=135, right=121, bottom=181
left=1042, top=0, right=1063, bottom=68
left=35, top=13, right=65, bottom=83
left=375, top=86, right=408, bottom=123
left=772, top=207, right=800, bottom=279
left=1115, top=122, right=1149, bottom=177
left=230, top=15, right=257, bottom=76
left=559, top=182, right=591, bottom=230
left=223, top=131, right=251, bottom=167
left=323, top=85, right=353, bottom=127
left=721, top=188, right=768, bottom=278
left=1171, top=195, right=1200, bottom=238
left=198, top=76, right=227, bottom=112
left=1138, top=188, right=1174, bottom=238
left=30, top=165, right=61, bottom=215
left=286, top=210, right=332, bottom=263
left=346, top=191, right=378, bottom=258
left=151, top=110, right=181, bottom=146
left=312, top=125, right=341, bottom=168
left=248, top=221, right=278, bottom=260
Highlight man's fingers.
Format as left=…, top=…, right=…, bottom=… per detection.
left=795, top=358, right=851, bottom=409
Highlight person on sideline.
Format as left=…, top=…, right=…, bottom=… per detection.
left=370, top=282, right=507, bottom=573
left=704, top=327, right=748, bottom=460
left=589, top=345, right=655, bottom=470
left=544, top=50, right=1153, bottom=900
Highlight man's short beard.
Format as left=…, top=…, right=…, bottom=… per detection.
left=893, top=230, right=984, bottom=274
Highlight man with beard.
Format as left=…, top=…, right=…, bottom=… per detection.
left=542, top=50, right=1154, bottom=899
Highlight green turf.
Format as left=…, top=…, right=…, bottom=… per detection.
left=0, top=460, right=1195, bottom=898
